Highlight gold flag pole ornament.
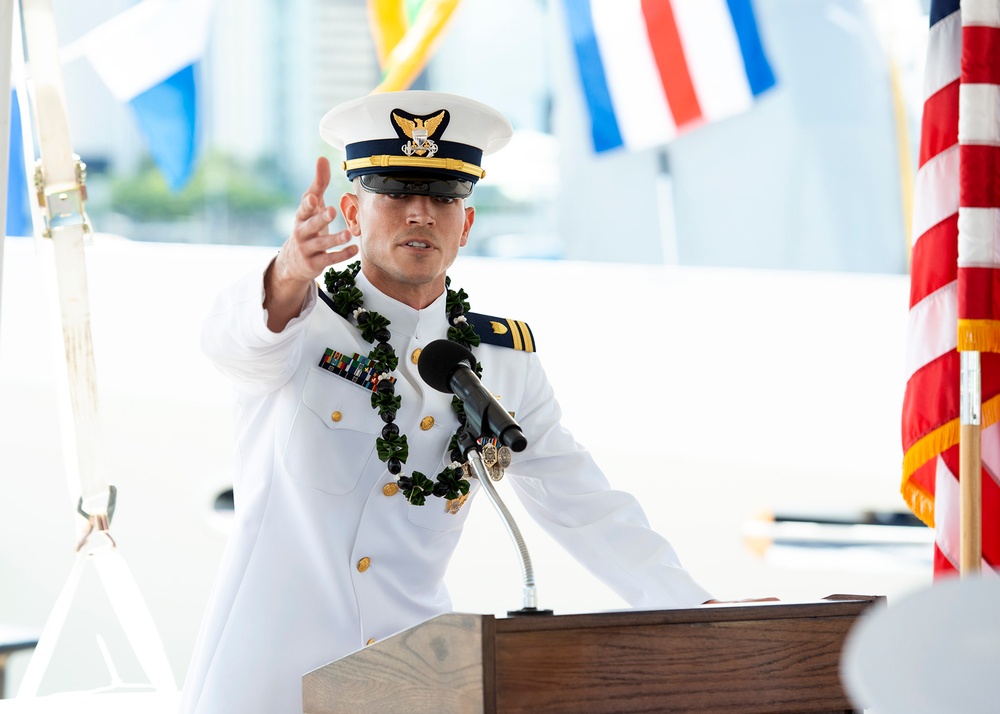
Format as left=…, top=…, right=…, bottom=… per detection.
left=13, top=0, right=176, bottom=701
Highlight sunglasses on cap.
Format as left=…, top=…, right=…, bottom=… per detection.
left=359, top=173, right=474, bottom=199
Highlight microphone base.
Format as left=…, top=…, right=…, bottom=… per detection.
left=506, top=607, right=555, bottom=617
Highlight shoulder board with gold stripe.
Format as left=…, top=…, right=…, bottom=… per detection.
left=466, top=312, right=536, bottom=352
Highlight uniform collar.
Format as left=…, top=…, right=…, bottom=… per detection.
left=354, top=270, right=449, bottom=341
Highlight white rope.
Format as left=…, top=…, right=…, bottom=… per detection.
left=15, top=550, right=87, bottom=698
left=92, top=548, right=177, bottom=692
left=16, top=546, right=178, bottom=698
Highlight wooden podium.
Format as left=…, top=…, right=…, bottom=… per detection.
left=303, top=595, right=881, bottom=714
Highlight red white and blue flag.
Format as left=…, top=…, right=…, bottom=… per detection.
left=902, top=0, right=1000, bottom=575
left=562, top=0, right=776, bottom=152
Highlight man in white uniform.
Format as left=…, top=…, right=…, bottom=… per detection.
left=180, top=91, right=713, bottom=714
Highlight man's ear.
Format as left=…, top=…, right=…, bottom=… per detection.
left=340, top=193, right=361, bottom=236
left=460, top=205, right=475, bottom=247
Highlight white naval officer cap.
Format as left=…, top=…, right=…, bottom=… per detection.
left=319, top=90, right=513, bottom=199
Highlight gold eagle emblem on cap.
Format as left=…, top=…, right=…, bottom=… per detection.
left=391, top=109, right=450, bottom=157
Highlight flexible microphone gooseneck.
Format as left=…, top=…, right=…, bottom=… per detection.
left=417, top=338, right=549, bottom=616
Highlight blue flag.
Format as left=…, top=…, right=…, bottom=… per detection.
left=129, top=64, right=200, bottom=191
left=79, top=0, right=213, bottom=191
left=6, top=90, right=31, bottom=236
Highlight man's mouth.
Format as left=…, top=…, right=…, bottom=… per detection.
left=405, top=241, right=431, bottom=249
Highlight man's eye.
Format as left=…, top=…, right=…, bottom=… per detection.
left=386, top=193, right=405, bottom=199
left=434, top=196, right=456, bottom=204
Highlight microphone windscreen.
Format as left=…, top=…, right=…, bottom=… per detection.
left=417, top=339, right=476, bottom=393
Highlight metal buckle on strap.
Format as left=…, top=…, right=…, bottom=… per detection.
left=33, top=155, right=92, bottom=238
left=75, top=485, right=117, bottom=552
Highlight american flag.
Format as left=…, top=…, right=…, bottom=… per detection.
left=902, top=0, right=1000, bottom=575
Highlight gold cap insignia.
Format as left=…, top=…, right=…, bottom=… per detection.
left=391, top=109, right=450, bottom=158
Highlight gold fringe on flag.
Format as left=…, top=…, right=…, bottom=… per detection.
left=901, top=391, right=1000, bottom=528
left=901, top=418, right=956, bottom=527
left=957, top=318, right=1000, bottom=353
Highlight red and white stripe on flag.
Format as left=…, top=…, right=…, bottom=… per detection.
left=902, top=0, right=1000, bottom=575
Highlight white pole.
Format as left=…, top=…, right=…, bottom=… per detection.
left=655, top=150, right=679, bottom=266
left=0, top=0, right=15, bottom=342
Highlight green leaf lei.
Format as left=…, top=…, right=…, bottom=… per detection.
left=322, top=261, right=481, bottom=505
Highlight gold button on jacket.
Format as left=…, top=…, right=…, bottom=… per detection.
left=356, top=557, right=371, bottom=573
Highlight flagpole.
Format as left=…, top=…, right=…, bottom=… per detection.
left=959, top=350, right=982, bottom=575
left=0, top=0, right=13, bottom=342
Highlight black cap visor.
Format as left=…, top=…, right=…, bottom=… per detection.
left=359, top=173, right=474, bottom=199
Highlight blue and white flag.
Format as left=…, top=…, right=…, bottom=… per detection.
left=79, top=0, right=214, bottom=190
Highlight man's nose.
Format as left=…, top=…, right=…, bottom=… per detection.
left=405, top=196, right=436, bottom=224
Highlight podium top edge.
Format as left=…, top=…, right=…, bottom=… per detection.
left=450, top=595, right=885, bottom=634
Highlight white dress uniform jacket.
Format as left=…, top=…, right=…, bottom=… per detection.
left=180, top=265, right=711, bottom=713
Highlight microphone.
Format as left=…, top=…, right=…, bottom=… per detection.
left=417, top=339, right=527, bottom=452
left=419, top=339, right=549, bottom=616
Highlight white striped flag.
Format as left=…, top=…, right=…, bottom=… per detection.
left=562, top=0, right=776, bottom=152
left=902, top=0, right=1000, bottom=575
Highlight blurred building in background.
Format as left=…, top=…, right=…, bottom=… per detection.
left=47, top=0, right=922, bottom=269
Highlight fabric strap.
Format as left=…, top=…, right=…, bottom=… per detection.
left=15, top=0, right=176, bottom=697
